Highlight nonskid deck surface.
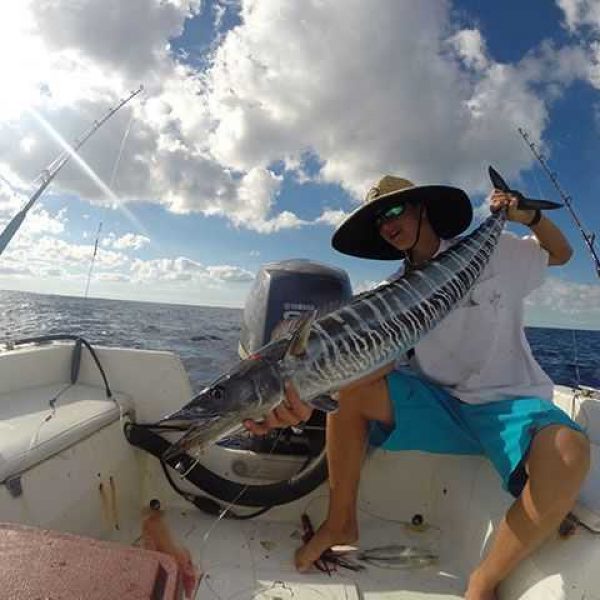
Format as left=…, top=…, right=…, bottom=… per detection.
left=156, top=507, right=466, bottom=599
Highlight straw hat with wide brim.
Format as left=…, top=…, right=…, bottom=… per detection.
left=331, top=175, right=473, bottom=260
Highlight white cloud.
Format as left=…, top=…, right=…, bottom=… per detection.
left=0, top=262, right=33, bottom=277
left=0, top=181, right=26, bottom=217
left=103, top=232, right=151, bottom=250
left=130, top=256, right=254, bottom=284
left=557, top=0, right=600, bottom=31
left=32, top=0, right=201, bottom=80
left=0, top=0, right=600, bottom=241
left=450, top=29, right=489, bottom=71
left=206, top=265, right=254, bottom=282
left=0, top=0, right=307, bottom=235
left=39, top=267, right=65, bottom=277
left=527, top=276, right=600, bottom=315
left=204, top=0, right=587, bottom=200
left=0, top=174, right=129, bottom=281
left=589, top=41, right=600, bottom=87
left=23, top=207, right=67, bottom=236
left=556, top=0, right=600, bottom=90
left=95, top=272, right=130, bottom=283
left=1, top=235, right=129, bottom=276
left=315, top=209, right=348, bottom=228
left=0, top=0, right=318, bottom=233
left=0, top=0, right=598, bottom=245
left=131, top=256, right=202, bottom=282
left=228, top=167, right=306, bottom=233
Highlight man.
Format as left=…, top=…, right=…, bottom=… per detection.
left=244, top=175, right=590, bottom=600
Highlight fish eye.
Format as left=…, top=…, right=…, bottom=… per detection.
left=211, top=386, right=224, bottom=401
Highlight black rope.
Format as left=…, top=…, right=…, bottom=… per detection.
left=158, top=445, right=315, bottom=519
left=10, top=334, right=112, bottom=398
left=159, top=459, right=274, bottom=520
left=125, top=422, right=326, bottom=511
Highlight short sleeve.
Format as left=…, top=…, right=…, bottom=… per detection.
left=496, top=232, right=549, bottom=299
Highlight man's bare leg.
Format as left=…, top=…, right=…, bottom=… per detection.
left=465, top=425, right=590, bottom=600
left=295, top=374, right=394, bottom=571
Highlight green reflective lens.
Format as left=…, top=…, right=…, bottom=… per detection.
left=376, top=204, right=406, bottom=227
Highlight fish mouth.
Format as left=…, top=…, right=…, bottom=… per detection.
left=162, top=430, right=202, bottom=462
left=160, top=415, right=221, bottom=461
left=161, top=416, right=245, bottom=463
left=157, top=390, right=220, bottom=428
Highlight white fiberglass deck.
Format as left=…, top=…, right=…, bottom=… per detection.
left=158, top=507, right=465, bottom=599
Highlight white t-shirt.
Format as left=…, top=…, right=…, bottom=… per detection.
left=384, top=232, right=552, bottom=405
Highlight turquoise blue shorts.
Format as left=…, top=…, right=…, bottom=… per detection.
left=368, top=369, right=586, bottom=497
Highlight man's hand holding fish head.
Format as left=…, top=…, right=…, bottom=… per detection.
left=243, top=381, right=312, bottom=435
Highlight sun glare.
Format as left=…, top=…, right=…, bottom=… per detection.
left=0, top=4, right=45, bottom=120
left=20, top=136, right=36, bottom=154
left=29, top=108, right=149, bottom=237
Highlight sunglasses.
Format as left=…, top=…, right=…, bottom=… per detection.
left=375, top=204, right=407, bottom=228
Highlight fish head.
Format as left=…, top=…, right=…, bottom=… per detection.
left=158, top=337, right=292, bottom=460
left=199, top=348, right=285, bottom=414
left=165, top=343, right=288, bottom=424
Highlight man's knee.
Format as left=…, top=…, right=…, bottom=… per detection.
left=530, top=425, right=590, bottom=478
left=556, top=428, right=590, bottom=475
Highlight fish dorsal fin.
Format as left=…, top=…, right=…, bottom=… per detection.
left=283, top=310, right=316, bottom=357
left=270, top=317, right=303, bottom=342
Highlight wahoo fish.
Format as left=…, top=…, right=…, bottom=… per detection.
left=159, top=166, right=560, bottom=460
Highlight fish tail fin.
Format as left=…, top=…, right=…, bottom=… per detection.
left=517, top=196, right=563, bottom=211
left=488, top=165, right=562, bottom=210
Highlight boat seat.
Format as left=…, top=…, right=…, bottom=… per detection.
left=0, top=383, right=131, bottom=482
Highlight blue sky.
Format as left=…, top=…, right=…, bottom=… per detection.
left=0, top=0, right=598, bottom=329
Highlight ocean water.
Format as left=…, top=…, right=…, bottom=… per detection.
left=0, top=289, right=598, bottom=392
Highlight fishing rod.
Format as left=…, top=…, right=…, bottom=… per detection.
left=84, top=105, right=137, bottom=298
left=84, top=222, right=102, bottom=298
left=0, top=85, right=144, bottom=256
left=518, top=127, right=600, bottom=278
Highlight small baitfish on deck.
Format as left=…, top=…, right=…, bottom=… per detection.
left=356, top=544, right=438, bottom=569
left=157, top=166, right=561, bottom=460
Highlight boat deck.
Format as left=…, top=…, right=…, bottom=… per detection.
left=2, top=346, right=598, bottom=598
left=157, top=507, right=466, bottom=599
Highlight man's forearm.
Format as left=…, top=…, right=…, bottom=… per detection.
left=529, top=213, right=573, bottom=266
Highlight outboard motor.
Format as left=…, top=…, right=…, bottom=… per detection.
left=237, top=259, right=352, bottom=455
left=239, top=259, right=352, bottom=359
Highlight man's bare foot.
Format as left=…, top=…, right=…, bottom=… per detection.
left=464, top=573, right=498, bottom=600
left=464, top=589, right=496, bottom=600
left=295, top=522, right=358, bottom=572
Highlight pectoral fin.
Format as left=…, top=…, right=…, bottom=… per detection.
left=308, top=394, right=339, bottom=413
left=516, top=195, right=562, bottom=210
